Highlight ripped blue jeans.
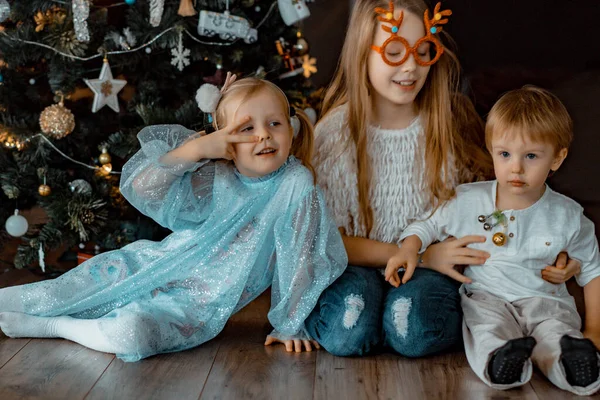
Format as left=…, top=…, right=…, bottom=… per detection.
left=304, top=266, right=462, bottom=357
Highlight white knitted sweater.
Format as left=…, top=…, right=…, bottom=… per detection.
left=314, top=105, right=435, bottom=244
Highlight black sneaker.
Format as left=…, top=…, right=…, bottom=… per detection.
left=488, top=336, right=537, bottom=384
left=560, top=335, right=599, bottom=387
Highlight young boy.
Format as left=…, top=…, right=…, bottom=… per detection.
left=385, top=86, right=600, bottom=395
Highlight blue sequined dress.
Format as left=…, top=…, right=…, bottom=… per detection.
left=4, top=125, right=347, bottom=361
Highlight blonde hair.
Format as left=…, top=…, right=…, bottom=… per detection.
left=320, top=0, right=493, bottom=234
left=214, top=77, right=316, bottom=180
left=486, top=86, right=573, bottom=154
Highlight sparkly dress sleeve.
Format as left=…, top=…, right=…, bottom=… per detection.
left=119, top=124, right=215, bottom=231
left=267, top=186, right=348, bottom=339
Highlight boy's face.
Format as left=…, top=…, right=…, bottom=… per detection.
left=227, top=88, right=293, bottom=177
left=491, top=132, right=568, bottom=203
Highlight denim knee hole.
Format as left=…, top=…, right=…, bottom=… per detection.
left=391, top=297, right=412, bottom=338
left=342, top=294, right=365, bottom=329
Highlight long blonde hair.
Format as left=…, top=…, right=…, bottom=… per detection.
left=320, top=0, right=492, bottom=234
left=215, top=77, right=316, bottom=180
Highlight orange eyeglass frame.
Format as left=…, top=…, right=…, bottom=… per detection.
left=370, top=2, right=452, bottom=67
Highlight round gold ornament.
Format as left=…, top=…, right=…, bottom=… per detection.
left=99, top=149, right=111, bottom=165
left=39, top=99, right=75, bottom=139
left=38, top=184, right=51, bottom=196
left=492, top=232, right=507, bottom=246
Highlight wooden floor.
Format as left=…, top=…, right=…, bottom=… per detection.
left=0, top=268, right=598, bottom=399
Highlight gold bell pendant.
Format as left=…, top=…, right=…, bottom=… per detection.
left=492, top=232, right=507, bottom=246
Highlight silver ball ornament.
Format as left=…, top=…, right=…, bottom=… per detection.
left=69, top=179, right=93, bottom=196
left=293, top=37, right=310, bottom=56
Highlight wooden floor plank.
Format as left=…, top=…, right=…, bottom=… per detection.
left=86, top=341, right=220, bottom=400
left=314, top=352, right=379, bottom=400
left=529, top=369, right=600, bottom=399
left=200, top=318, right=317, bottom=400
left=417, top=352, right=540, bottom=400
left=0, top=339, right=114, bottom=400
left=0, top=335, right=30, bottom=368
left=376, top=353, right=426, bottom=400
left=0, top=267, right=594, bottom=399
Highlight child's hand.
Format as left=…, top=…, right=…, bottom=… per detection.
left=385, top=237, right=421, bottom=287
left=264, top=334, right=320, bottom=352
left=421, top=236, right=489, bottom=284
left=542, top=252, right=581, bottom=284
left=198, top=116, right=258, bottom=160
left=385, top=249, right=418, bottom=287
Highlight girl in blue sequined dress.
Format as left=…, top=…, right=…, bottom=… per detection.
left=0, top=76, right=347, bottom=362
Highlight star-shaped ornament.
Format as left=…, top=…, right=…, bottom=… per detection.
left=84, top=58, right=127, bottom=113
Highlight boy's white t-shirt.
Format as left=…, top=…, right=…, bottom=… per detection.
left=401, top=180, right=600, bottom=309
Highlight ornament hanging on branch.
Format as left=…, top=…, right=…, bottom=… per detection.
left=84, top=58, right=127, bottom=113
left=198, top=10, right=258, bottom=44
left=98, top=147, right=113, bottom=174
left=276, top=32, right=318, bottom=79
left=0, top=0, right=10, bottom=23
left=38, top=175, right=51, bottom=197
left=178, top=0, right=197, bottom=17
left=99, top=148, right=112, bottom=165
left=37, top=168, right=51, bottom=196
left=150, top=0, right=165, bottom=27
left=275, top=37, right=303, bottom=79
left=106, top=28, right=137, bottom=50
left=40, top=94, right=76, bottom=139
left=5, top=210, right=28, bottom=237
left=278, top=0, right=311, bottom=26
left=72, top=0, right=91, bottom=43
left=293, top=31, right=309, bottom=56
left=301, top=54, right=317, bottom=78
left=69, top=179, right=93, bottom=196
left=171, top=30, right=191, bottom=71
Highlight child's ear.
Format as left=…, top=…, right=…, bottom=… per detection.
left=551, top=148, right=568, bottom=172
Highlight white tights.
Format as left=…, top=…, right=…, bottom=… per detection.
left=0, top=312, right=120, bottom=354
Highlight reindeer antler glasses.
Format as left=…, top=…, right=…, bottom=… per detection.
left=371, top=2, right=452, bottom=67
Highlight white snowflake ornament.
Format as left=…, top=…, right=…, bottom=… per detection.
left=171, top=31, right=191, bottom=72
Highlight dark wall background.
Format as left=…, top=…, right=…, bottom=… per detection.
left=302, top=0, right=600, bottom=237
left=304, top=0, right=600, bottom=92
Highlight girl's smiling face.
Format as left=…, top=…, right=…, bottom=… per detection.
left=367, top=8, right=431, bottom=112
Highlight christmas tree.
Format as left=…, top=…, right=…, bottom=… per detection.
left=0, top=0, right=319, bottom=270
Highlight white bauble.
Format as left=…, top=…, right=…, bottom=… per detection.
left=5, top=210, right=28, bottom=237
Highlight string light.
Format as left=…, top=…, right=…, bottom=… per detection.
left=2, top=2, right=279, bottom=61
left=2, top=133, right=122, bottom=174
